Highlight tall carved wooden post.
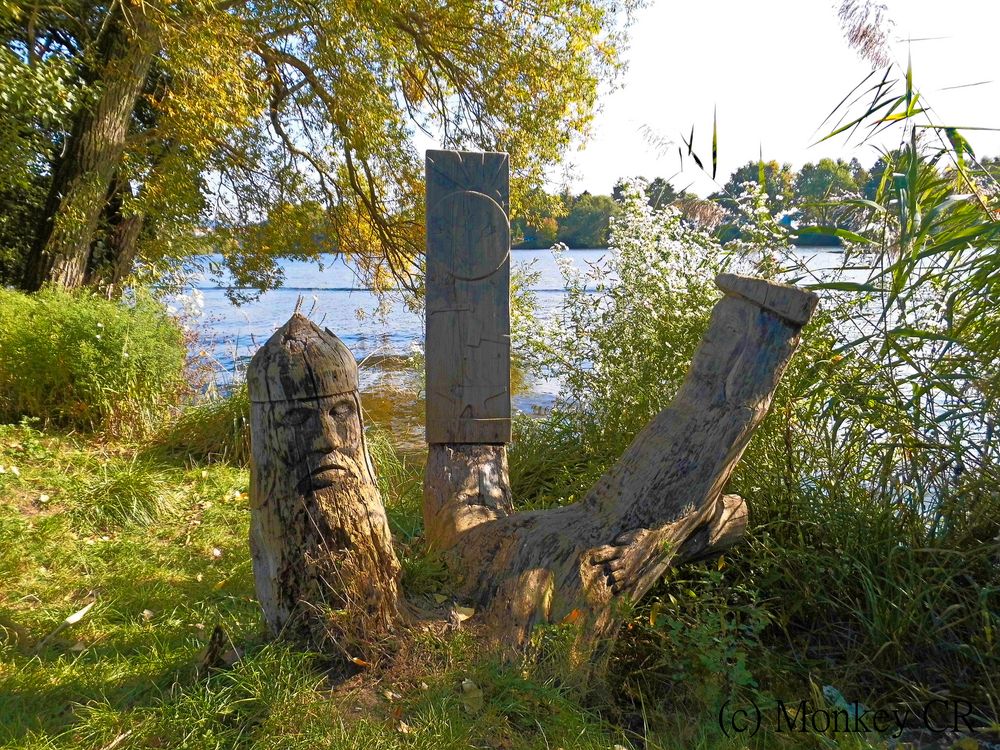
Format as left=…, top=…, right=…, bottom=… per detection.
left=423, top=151, right=515, bottom=551
left=247, top=315, right=402, bottom=661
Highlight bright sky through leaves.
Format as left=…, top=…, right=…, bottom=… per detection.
left=564, top=0, right=1000, bottom=196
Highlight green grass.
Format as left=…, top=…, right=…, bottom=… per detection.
left=0, top=420, right=641, bottom=750
left=155, top=384, right=251, bottom=466
left=5, top=415, right=977, bottom=750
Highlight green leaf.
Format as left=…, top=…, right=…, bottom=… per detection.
left=881, top=109, right=925, bottom=122
left=887, top=326, right=960, bottom=344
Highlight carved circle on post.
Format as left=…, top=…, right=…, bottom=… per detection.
left=428, top=190, right=510, bottom=281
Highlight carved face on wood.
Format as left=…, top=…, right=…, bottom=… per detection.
left=264, top=392, right=372, bottom=495
left=246, top=313, right=376, bottom=499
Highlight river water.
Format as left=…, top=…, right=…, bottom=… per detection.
left=188, top=246, right=846, bottom=447
left=190, top=248, right=604, bottom=380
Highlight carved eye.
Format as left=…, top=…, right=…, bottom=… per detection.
left=281, top=407, right=313, bottom=427
left=331, top=400, right=354, bottom=420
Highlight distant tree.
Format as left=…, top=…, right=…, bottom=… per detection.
left=645, top=177, right=682, bottom=209
left=611, top=179, right=631, bottom=204
left=794, top=158, right=859, bottom=227
left=559, top=192, right=616, bottom=247
left=713, top=160, right=795, bottom=218
left=848, top=157, right=869, bottom=189
left=978, top=156, right=1000, bottom=192
left=512, top=215, right=559, bottom=249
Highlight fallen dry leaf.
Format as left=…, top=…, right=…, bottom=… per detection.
left=561, top=608, right=583, bottom=624
left=35, top=600, right=96, bottom=652
left=460, top=678, right=484, bottom=715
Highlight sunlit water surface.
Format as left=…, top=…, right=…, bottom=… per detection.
left=186, top=247, right=846, bottom=449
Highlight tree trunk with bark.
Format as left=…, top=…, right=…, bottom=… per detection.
left=88, top=176, right=146, bottom=297
left=21, top=2, right=159, bottom=292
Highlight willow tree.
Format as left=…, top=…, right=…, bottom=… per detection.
left=2, top=0, right=632, bottom=293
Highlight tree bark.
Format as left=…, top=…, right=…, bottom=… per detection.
left=88, top=176, right=146, bottom=297
left=428, top=273, right=818, bottom=655
left=21, top=2, right=159, bottom=292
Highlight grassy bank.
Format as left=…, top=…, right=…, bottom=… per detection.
left=4, top=403, right=995, bottom=750
left=0, top=417, right=641, bottom=750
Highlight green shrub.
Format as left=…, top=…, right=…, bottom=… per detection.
left=155, top=382, right=251, bottom=465
left=365, top=426, right=423, bottom=539
left=0, top=288, right=186, bottom=436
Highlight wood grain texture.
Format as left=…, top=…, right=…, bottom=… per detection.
left=425, top=150, right=511, bottom=444
left=423, top=444, right=513, bottom=552
left=247, top=314, right=402, bottom=659
left=428, top=274, right=818, bottom=655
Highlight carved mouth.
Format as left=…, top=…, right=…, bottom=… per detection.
left=306, top=461, right=350, bottom=490
left=312, top=462, right=347, bottom=475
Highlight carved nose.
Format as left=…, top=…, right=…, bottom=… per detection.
left=314, top=411, right=342, bottom=453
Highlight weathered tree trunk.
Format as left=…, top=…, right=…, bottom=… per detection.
left=21, top=2, right=158, bottom=291
left=104, top=209, right=145, bottom=295
left=246, top=314, right=403, bottom=661
left=431, top=273, right=818, bottom=655
left=86, top=175, right=146, bottom=297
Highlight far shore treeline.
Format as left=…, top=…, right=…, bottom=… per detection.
left=514, top=155, right=1000, bottom=248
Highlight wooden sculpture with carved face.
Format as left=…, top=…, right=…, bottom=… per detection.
left=246, top=313, right=401, bottom=656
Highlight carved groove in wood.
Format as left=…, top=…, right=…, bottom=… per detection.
left=425, top=149, right=511, bottom=444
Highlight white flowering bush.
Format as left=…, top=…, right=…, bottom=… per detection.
left=520, top=181, right=731, bottom=463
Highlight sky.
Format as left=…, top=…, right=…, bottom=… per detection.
left=564, top=0, right=1000, bottom=197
